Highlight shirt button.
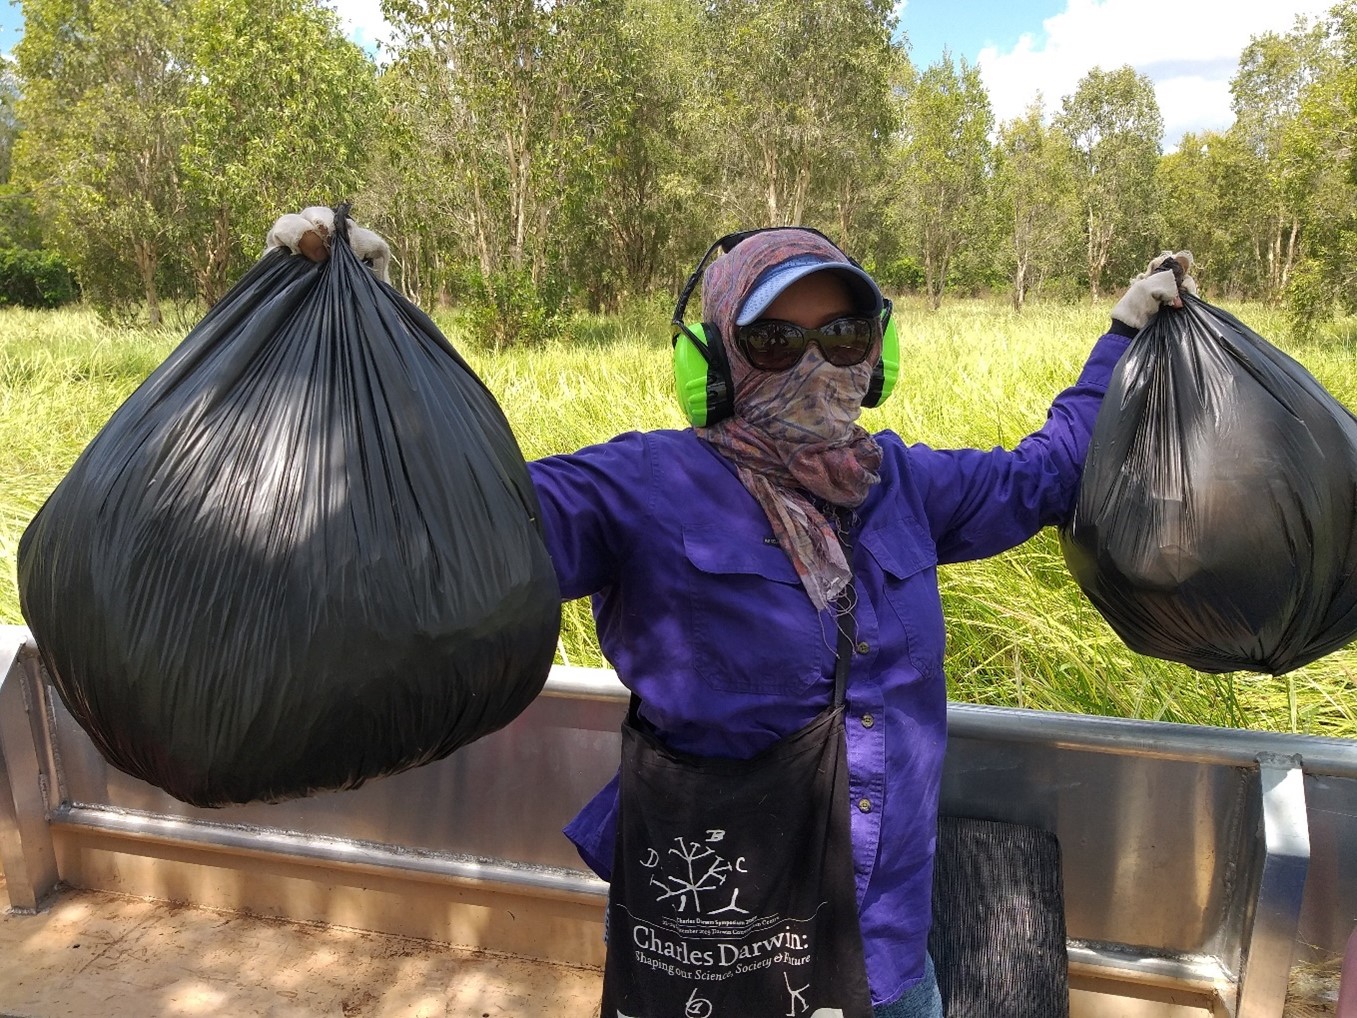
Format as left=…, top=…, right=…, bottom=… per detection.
left=857, top=798, right=872, bottom=813
left=855, top=641, right=870, bottom=654
left=861, top=713, right=875, bottom=729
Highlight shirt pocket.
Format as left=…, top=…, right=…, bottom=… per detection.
left=682, top=523, right=823, bottom=694
left=860, top=510, right=946, bottom=678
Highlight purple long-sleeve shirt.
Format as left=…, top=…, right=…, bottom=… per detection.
left=525, top=332, right=1130, bottom=1008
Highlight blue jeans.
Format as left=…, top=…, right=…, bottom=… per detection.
left=874, top=954, right=943, bottom=1018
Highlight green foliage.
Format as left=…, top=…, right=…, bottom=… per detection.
left=7, top=0, right=1357, bottom=336
left=559, top=0, right=708, bottom=309
left=993, top=102, right=1079, bottom=308
left=379, top=0, right=627, bottom=309
left=0, top=185, right=44, bottom=251
left=181, top=0, right=381, bottom=304
left=0, top=59, right=19, bottom=186
left=14, top=0, right=190, bottom=324
left=890, top=52, right=993, bottom=309
left=463, top=266, right=571, bottom=350
left=871, top=255, right=925, bottom=294
left=1275, top=2, right=1357, bottom=333
left=1157, top=131, right=1253, bottom=298
left=696, top=0, right=898, bottom=234
left=1057, top=65, right=1163, bottom=297
left=1224, top=16, right=1334, bottom=302
left=0, top=248, right=78, bottom=308
left=12, top=0, right=380, bottom=318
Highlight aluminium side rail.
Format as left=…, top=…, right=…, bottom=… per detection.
left=3, top=625, right=1355, bottom=1017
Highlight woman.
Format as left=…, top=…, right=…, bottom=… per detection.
left=268, top=213, right=1189, bottom=1017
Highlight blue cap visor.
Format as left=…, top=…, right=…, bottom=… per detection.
left=736, top=255, right=884, bottom=326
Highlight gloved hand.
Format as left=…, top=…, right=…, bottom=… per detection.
left=263, top=206, right=391, bottom=283
left=1110, top=251, right=1198, bottom=332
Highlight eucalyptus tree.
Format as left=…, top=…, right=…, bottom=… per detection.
left=554, top=0, right=710, bottom=308
left=695, top=0, right=898, bottom=239
left=993, top=101, right=1078, bottom=309
left=382, top=0, right=619, bottom=279
left=890, top=52, right=992, bottom=310
left=1057, top=66, right=1163, bottom=298
left=13, top=0, right=190, bottom=322
left=14, top=0, right=380, bottom=316
left=1228, top=16, right=1335, bottom=300
left=1277, top=2, right=1357, bottom=333
left=0, top=60, right=19, bottom=187
left=181, top=0, right=381, bottom=305
left=0, top=59, right=41, bottom=251
left=358, top=57, right=465, bottom=306
left=1155, top=131, right=1242, bottom=296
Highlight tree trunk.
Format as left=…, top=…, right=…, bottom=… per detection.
left=922, top=245, right=936, bottom=311
left=926, top=240, right=946, bottom=311
left=1085, top=206, right=1102, bottom=300
left=1251, top=233, right=1264, bottom=297
left=1268, top=218, right=1283, bottom=296
left=189, top=209, right=232, bottom=308
left=135, top=241, right=162, bottom=326
left=470, top=173, right=493, bottom=279
left=1281, top=217, right=1301, bottom=295
left=763, top=144, right=780, bottom=224
left=1013, top=210, right=1028, bottom=311
left=790, top=162, right=810, bottom=226
left=511, top=134, right=530, bottom=271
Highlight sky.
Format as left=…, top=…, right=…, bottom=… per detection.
left=0, top=0, right=1337, bottom=148
left=0, top=2, right=18, bottom=56
left=894, top=0, right=1335, bottom=145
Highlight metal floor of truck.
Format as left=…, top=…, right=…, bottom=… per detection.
left=3, top=869, right=1343, bottom=1018
left=0, top=868, right=605, bottom=1017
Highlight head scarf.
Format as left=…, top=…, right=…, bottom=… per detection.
left=696, top=229, right=883, bottom=611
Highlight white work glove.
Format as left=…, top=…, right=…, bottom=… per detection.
left=263, top=206, right=392, bottom=284
left=1110, top=251, right=1199, bottom=332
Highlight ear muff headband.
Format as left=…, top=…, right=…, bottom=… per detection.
left=669, top=230, right=745, bottom=429
left=671, top=228, right=896, bottom=427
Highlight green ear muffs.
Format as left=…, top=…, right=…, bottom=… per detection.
left=863, top=311, right=899, bottom=409
left=670, top=229, right=899, bottom=428
left=671, top=322, right=734, bottom=428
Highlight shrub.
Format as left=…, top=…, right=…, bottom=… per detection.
left=1284, top=260, right=1331, bottom=341
left=0, top=248, right=79, bottom=308
left=871, top=255, right=925, bottom=295
left=463, top=267, right=571, bottom=349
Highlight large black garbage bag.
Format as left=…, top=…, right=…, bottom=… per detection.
left=17, top=211, right=562, bottom=806
left=1060, top=294, right=1357, bottom=675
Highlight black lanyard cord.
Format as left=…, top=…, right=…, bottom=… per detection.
left=831, top=500, right=857, bottom=709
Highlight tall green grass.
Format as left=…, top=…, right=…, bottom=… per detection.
left=2, top=298, right=1354, bottom=739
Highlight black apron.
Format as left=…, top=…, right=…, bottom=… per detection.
left=601, top=591, right=873, bottom=1018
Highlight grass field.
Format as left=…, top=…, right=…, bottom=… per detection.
left=2, top=296, right=1355, bottom=739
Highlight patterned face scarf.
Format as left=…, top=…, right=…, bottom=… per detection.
left=696, top=230, right=884, bottom=611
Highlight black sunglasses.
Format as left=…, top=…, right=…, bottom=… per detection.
left=734, top=314, right=881, bottom=371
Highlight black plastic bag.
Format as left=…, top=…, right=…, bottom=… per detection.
left=1060, top=294, right=1357, bottom=675
left=18, top=211, right=561, bottom=806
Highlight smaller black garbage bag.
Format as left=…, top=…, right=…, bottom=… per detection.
left=17, top=208, right=562, bottom=806
left=1061, top=294, right=1357, bottom=675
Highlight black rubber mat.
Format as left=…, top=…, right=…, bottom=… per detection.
left=929, top=815, right=1069, bottom=1018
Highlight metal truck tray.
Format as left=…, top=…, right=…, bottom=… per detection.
left=3, top=625, right=1354, bottom=1016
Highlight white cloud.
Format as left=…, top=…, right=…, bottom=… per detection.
left=977, top=0, right=1333, bottom=145
left=328, top=0, right=395, bottom=54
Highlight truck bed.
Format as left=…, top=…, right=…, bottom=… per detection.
left=5, top=638, right=1354, bottom=1017
left=0, top=869, right=604, bottom=1017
